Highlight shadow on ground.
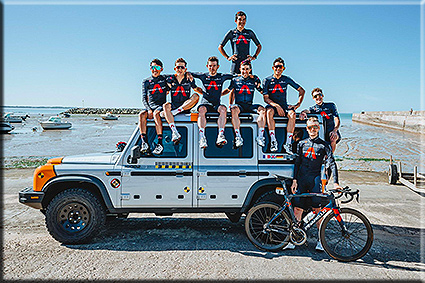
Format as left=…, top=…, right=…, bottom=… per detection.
left=65, top=216, right=424, bottom=272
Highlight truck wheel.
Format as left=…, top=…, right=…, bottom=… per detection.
left=45, top=188, right=106, bottom=244
left=225, top=212, right=242, bottom=223
left=388, top=164, right=398, bottom=185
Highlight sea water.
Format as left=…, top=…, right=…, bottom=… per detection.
left=2, top=108, right=424, bottom=172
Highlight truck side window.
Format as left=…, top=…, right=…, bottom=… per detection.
left=204, top=127, right=253, bottom=158
left=136, top=126, right=188, bottom=158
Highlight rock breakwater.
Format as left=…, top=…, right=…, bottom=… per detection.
left=64, top=108, right=142, bottom=115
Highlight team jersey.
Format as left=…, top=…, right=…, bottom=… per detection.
left=228, top=75, right=262, bottom=104
left=262, top=75, right=301, bottom=108
left=308, top=102, right=339, bottom=133
left=166, top=74, right=197, bottom=109
left=141, top=75, right=169, bottom=110
left=192, top=72, right=233, bottom=106
left=293, top=136, right=339, bottom=184
left=221, top=28, right=260, bottom=60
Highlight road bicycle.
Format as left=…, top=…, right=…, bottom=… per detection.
left=245, top=174, right=373, bottom=262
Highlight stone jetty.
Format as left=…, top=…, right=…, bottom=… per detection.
left=63, top=108, right=142, bottom=115
left=352, top=110, right=425, bottom=134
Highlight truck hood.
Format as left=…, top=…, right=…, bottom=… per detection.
left=61, top=151, right=121, bottom=165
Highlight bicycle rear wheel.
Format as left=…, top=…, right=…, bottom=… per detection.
left=320, top=208, right=373, bottom=262
left=245, top=202, right=291, bottom=252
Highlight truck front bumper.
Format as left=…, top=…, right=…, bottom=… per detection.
left=19, top=187, right=45, bottom=209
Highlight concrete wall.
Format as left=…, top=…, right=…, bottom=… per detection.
left=352, top=111, right=425, bottom=134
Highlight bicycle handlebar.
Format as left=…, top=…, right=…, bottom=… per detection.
left=328, top=186, right=359, bottom=203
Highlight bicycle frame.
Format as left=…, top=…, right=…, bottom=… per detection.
left=268, top=185, right=348, bottom=236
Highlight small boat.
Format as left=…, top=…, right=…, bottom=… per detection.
left=40, top=116, right=72, bottom=130
left=101, top=112, right=119, bottom=120
left=0, top=121, right=15, bottom=133
left=4, top=113, right=23, bottom=123
left=61, top=112, right=71, bottom=118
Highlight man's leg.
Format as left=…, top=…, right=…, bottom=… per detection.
left=197, top=105, right=208, bottom=148
left=256, top=106, right=266, bottom=147
left=283, top=110, right=296, bottom=154
left=266, top=107, right=278, bottom=152
left=152, top=109, right=164, bottom=155
left=138, top=110, right=149, bottom=152
left=230, top=106, right=243, bottom=147
left=216, top=105, right=227, bottom=146
left=171, top=94, right=199, bottom=115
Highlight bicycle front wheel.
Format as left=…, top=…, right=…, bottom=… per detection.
left=245, top=202, right=291, bottom=252
left=320, top=207, right=373, bottom=262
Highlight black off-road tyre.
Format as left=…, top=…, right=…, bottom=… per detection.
left=388, top=164, right=398, bottom=185
left=45, top=188, right=106, bottom=244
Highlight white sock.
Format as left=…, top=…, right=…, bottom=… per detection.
left=218, top=128, right=225, bottom=136
left=269, top=130, right=277, bottom=142
left=235, top=129, right=241, bottom=138
left=286, top=132, right=293, bottom=145
left=199, top=128, right=205, bottom=138
left=171, top=107, right=183, bottom=116
left=258, top=127, right=265, bottom=138
left=169, top=123, right=178, bottom=133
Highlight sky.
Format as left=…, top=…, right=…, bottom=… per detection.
left=4, top=0, right=423, bottom=113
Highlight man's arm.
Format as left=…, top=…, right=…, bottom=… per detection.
left=291, top=142, right=303, bottom=193
left=218, top=30, right=237, bottom=62
left=263, top=95, right=285, bottom=116
left=229, top=89, right=235, bottom=105
left=288, top=86, right=305, bottom=110
left=141, top=80, right=151, bottom=110
left=324, top=144, right=339, bottom=186
left=247, top=30, right=262, bottom=61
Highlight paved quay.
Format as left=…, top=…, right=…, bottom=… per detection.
left=3, top=169, right=424, bottom=280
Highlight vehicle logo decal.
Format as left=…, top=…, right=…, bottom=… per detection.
left=184, top=187, right=190, bottom=193
left=110, top=178, right=121, bottom=188
left=38, top=172, right=44, bottom=179
left=155, top=162, right=192, bottom=169
left=198, top=187, right=205, bottom=193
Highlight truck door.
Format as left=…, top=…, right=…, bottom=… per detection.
left=195, top=125, right=262, bottom=207
left=120, top=125, right=194, bottom=208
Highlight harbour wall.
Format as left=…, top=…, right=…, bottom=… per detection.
left=352, top=111, right=425, bottom=134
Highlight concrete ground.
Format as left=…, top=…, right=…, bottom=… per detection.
left=3, top=169, right=424, bottom=280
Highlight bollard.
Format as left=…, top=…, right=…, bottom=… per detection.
left=414, top=166, right=417, bottom=186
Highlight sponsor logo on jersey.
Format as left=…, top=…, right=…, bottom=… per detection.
left=272, top=84, right=284, bottom=93
left=320, top=111, right=330, bottom=119
left=304, top=147, right=317, bottom=159
left=174, top=86, right=187, bottom=96
left=239, top=85, right=251, bottom=94
left=207, top=81, right=218, bottom=90
left=236, top=35, right=248, bottom=44
left=152, top=84, right=163, bottom=94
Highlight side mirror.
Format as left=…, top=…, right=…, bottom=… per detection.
left=128, top=145, right=140, bottom=164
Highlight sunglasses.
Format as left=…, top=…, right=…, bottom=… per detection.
left=313, top=93, right=323, bottom=99
left=307, top=125, right=319, bottom=130
left=150, top=65, right=161, bottom=71
left=273, top=64, right=284, bottom=69
left=175, top=65, right=186, bottom=70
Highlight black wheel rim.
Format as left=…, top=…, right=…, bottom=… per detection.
left=57, top=202, right=91, bottom=233
left=324, top=212, right=369, bottom=258
left=249, top=206, right=289, bottom=248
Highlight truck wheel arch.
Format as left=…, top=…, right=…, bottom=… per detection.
left=41, top=175, right=115, bottom=213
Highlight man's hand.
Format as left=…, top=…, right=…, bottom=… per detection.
left=291, top=180, right=298, bottom=194
left=330, top=129, right=338, bottom=141
left=274, top=104, right=285, bottom=116
left=147, top=109, right=154, bottom=119
left=187, top=72, right=194, bottom=82
left=299, top=111, right=308, bottom=120
left=288, top=102, right=301, bottom=110
left=228, top=54, right=238, bottom=62
left=246, top=55, right=255, bottom=61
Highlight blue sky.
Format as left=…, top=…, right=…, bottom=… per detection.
left=4, top=1, right=422, bottom=113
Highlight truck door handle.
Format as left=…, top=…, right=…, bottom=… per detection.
left=176, top=170, right=184, bottom=177
left=238, top=170, right=247, bottom=177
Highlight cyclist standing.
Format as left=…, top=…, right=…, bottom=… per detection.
left=289, top=117, right=342, bottom=251
left=218, top=11, right=262, bottom=75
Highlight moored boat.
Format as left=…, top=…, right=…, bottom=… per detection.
left=0, top=121, right=15, bottom=133
left=40, top=116, right=72, bottom=130
left=101, top=112, right=119, bottom=120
